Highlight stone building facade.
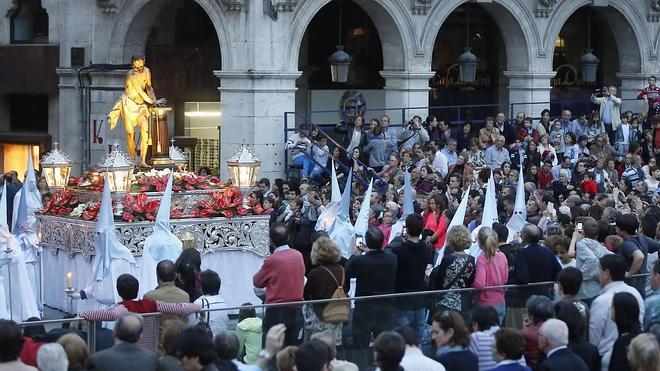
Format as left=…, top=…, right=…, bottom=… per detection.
left=1, top=0, right=660, bottom=179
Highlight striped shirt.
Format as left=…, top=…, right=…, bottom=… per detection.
left=79, top=301, right=201, bottom=352
left=469, top=326, right=500, bottom=370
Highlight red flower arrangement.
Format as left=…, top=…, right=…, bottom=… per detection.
left=67, top=174, right=104, bottom=192
left=247, top=195, right=264, bottom=215
left=80, top=202, right=101, bottom=221
left=132, top=171, right=224, bottom=193
left=190, top=188, right=248, bottom=219
left=38, top=189, right=101, bottom=221
left=39, top=189, right=80, bottom=217
left=121, top=193, right=184, bottom=222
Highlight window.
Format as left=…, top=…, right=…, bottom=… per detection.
left=9, top=94, right=48, bottom=132
left=10, top=0, right=49, bottom=44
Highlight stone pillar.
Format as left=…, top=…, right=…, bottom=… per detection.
left=380, top=71, right=435, bottom=125
left=616, top=73, right=648, bottom=115
left=214, top=70, right=301, bottom=181
left=56, top=68, right=127, bottom=175
left=503, top=71, right=556, bottom=118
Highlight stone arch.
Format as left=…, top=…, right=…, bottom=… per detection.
left=421, top=0, right=536, bottom=71
left=107, top=0, right=230, bottom=68
left=543, top=0, right=647, bottom=73
left=287, top=0, right=414, bottom=72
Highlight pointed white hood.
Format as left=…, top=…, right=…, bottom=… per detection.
left=328, top=171, right=355, bottom=257
left=92, top=175, right=136, bottom=281
left=435, top=185, right=471, bottom=266
left=353, top=179, right=373, bottom=237
left=469, top=170, right=498, bottom=256
left=506, top=166, right=527, bottom=242
left=388, top=170, right=414, bottom=243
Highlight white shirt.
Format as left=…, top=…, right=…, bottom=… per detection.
left=192, top=294, right=229, bottom=337
left=589, top=281, right=644, bottom=369
left=620, top=123, right=631, bottom=144
left=399, top=346, right=446, bottom=371
left=348, top=129, right=362, bottom=152
left=432, top=151, right=449, bottom=178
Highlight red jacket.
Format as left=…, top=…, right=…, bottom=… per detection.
left=582, top=180, right=598, bottom=195
left=253, top=247, right=305, bottom=304
left=538, top=170, right=553, bottom=190
left=20, top=337, right=43, bottom=367
left=517, top=127, right=540, bottom=143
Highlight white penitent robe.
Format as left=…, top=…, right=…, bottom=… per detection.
left=0, top=233, right=40, bottom=321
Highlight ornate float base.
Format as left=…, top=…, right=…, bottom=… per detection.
left=37, top=214, right=270, bottom=259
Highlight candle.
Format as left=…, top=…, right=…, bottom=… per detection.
left=65, top=272, right=73, bottom=289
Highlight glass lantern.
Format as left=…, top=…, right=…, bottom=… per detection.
left=96, top=143, right=133, bottom=193
left=458, top=47, right=478, bottom=83
left=40, top=141, right=71, bottom=190
left=329, top=46, right=352, bottom=83
left=580, top=50, right=599, bottom=83
left=227, top=144, right=261, bottom=209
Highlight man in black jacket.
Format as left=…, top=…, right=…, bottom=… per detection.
left=538, top=319, right=588, bottom=371
left=389, top=214, right=433, bottom=340
left=345, top=227, right=397, bottom=370
left=514, top=224, right=562, bottom=300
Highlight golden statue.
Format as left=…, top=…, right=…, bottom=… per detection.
left=107, top=55, right=166, bottom=167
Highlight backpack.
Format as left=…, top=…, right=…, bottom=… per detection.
left=319, top=266, right=350, bottom=324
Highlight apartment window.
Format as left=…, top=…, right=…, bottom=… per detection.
left=10, top=0, right=49, bottom=44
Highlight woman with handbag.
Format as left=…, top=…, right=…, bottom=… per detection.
left=429, top=225, right=476, bottom=322
left=302, top=237, right=347, bottom=346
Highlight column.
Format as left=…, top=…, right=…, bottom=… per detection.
left=56, top=68, right=127, bottom=175
left=503, top=71, right=556, bottom=118
left=380, top=71, right=435, bottom=125
left=214, top=70, right=301, bottom=181
left=616, top=73, right=648, bottom=115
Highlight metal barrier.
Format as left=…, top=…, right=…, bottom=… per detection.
left=15, top=273, right=650, bottom=358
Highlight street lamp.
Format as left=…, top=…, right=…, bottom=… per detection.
left=227, top=144, right=261, bottom=209
left=580, top=13, right=599, bottom=83
left=40, top=141, right=71, bottom=190
left=97, top=143, right=133, bottom=193
left=329, top=46, right=352, bottom=83
left=457, top=10, right=478, bottom=83
left=328, top=0, right=351, bottom=83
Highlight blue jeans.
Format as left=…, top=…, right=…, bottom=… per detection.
left=293, top=155, right=314, bottom=178
left=495, top=303, right=506, bottom=326
left=393, top=309, right=426, bottom=340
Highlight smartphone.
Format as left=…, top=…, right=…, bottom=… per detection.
left=547, top=202, right=555, bottom=213
left=402, top=226, right=408, bottom=238
left=355, top=236, right=364, bottom=249
left=577, top=222, right=583, bottom=233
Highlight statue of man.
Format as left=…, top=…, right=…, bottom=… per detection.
left=107, top=55, right=166, bottom=167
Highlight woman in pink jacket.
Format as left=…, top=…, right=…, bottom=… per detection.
left=473, top=227, right=509, bottom=324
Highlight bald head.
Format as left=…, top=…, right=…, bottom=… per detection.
left=156, top=260, right=176, bottom=283
left=114, top=313, right=143, bottom=343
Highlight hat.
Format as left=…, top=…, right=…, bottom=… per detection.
left=558, top=205, right=571, bottom=217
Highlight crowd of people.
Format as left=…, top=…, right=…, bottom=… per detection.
left=3, top=82, right=660, bottom=370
